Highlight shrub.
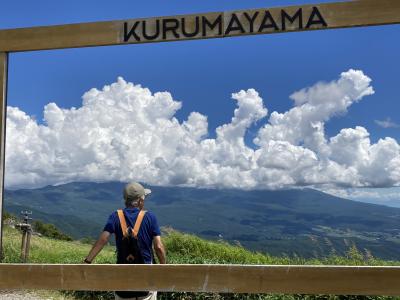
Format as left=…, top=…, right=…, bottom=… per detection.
left=3, top=211, right=16, bottom=221
left=33, top=220, right=73, bottom=241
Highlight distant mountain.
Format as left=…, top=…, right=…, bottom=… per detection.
left=352, top=198, right=400, bottom=208
left=5, top=182, right=400, bottom=259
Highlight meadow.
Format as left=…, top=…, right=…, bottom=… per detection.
left=2, top=220, right=400, bottom=300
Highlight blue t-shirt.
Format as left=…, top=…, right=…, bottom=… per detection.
left=103, top=208, right=161, bottom=264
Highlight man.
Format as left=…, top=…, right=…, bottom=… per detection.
left=84, top=182, right=166, bottom=300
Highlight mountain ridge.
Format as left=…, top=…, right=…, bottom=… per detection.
left=5, top=181, right=400, bottom=260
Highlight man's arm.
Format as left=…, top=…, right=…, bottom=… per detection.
left=153, top=235, right=166, bottom=264
left=84, top=231, right=111, bottom=263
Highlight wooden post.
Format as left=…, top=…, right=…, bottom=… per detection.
left=16, top=212, right=33, bottom=262
left=20, top=230, right=27, bottom=262
left=0, top=52, right=8, bottom=261
left=16, top=223, right=32, bottom=263
left=20, top=226, right=32, bottom=263
left=24, top=229, right=32, bottom=262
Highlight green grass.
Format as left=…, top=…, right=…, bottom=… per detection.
left=3, top=226, right=400, bottom=300
left=3, top=226, right=115, bottom=264
left=164, top=230, right=400, bottom=266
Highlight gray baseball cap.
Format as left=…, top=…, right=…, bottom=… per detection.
left=123, top=182, right=151, bottom=200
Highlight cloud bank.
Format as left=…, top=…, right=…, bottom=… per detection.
left=6, top=69, right=400, bottom=189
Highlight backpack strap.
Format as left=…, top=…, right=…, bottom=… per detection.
left=132, top=210, right=147, bottom=239
left=117, top=209, right=129, bottom=238
left=117, top=209, right=147, bottom=239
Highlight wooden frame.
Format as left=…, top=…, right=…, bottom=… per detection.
left=0, top=0, right=399, bottom=52
left=0, top=52, right=7, bottom=261
left=0, top=0, right=400, bottom=294
left=0, top=264, right=400, bottom=295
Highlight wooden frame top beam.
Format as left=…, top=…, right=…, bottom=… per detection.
left=1, top=0, right=400, bottom=52
left=0, top=264, right=400, bottom=295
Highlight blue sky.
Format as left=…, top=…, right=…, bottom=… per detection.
left=2, top=0, right=399, bottom=142
left=2, top=0, right=400, bottom=205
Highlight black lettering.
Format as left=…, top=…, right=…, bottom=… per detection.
left=124, top=21, right=140, bottom=42
left=202, top=15, right=223, bottom=37
left=225, top=13, right=245, bottom=35
left=258, top=10, right=279, bottom=32
left=306, top=7, right=328, bottom=28
left=181, top=17, right=200, bottom=38
left=162, top=18, right=180, bottom=39
left=243, top=12, right=259, bottom=33
left=142, top=20, right=160, bottom=40
left=281, top=8, right=303, bottom=31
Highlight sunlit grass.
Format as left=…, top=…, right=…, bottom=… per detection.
left=163, top=230, right=400, bottom=266
left=3, top=225, right=400, bottom=300
left=3, top=226, right=115, bottom=264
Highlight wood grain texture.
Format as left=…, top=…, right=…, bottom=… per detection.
left=0, top=264, right=399, bottom=295
left=0, top=52, right=7, bottom=261
left=0, top=0, right=399, bottom=52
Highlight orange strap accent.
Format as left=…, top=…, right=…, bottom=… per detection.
left=117, top=209, right=147, bottom=239
left=133, top=210, right=147, bottom=238
left=117, top=209, right=129, bottom=238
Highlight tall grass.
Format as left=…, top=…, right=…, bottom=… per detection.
left=3, top=226, right=115, bottom=264
left=3, top=226, right=400, bottom=300
left=163, top=231, right=400, bottom=267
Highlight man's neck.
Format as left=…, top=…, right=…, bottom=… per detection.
left=125, top=206, right=139, bottom=210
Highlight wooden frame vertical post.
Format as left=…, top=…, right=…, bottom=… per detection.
left=0, top=52, right=8, bottom=260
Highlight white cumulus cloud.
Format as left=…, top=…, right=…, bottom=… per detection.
left=5, top=70, right=400, bottom=190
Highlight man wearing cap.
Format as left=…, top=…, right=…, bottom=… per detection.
left=84, top=182, right=166, bottom=300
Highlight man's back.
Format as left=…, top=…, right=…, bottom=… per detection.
left=103, top=207, right=161, bottom=264
left=84, top=182, right=166, bottom=299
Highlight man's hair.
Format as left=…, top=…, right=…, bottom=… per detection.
left=124, top=195, right=142, bottom=207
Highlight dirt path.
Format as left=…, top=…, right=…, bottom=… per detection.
left=0, top=290, right=66, bottom=299
left=0, top=291, right=43, bottom=299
